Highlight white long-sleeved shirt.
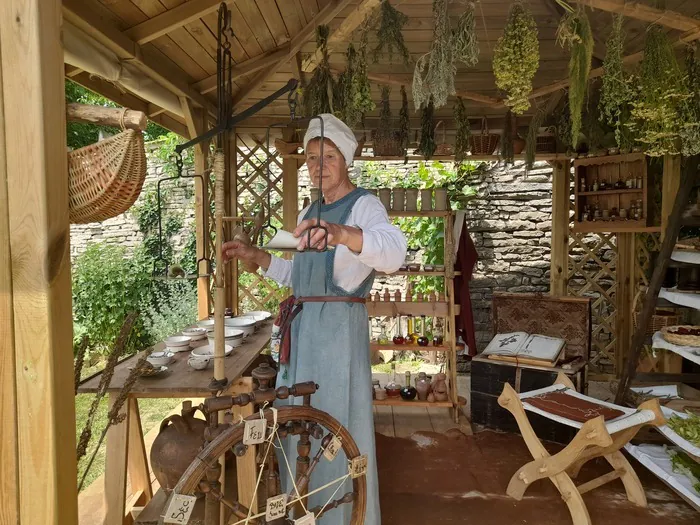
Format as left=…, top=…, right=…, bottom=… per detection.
left=263, top=193, right=407, bottom=291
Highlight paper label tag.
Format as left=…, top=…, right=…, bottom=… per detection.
left=243, top=418, right=266, bottom=445
left=323, top=435, right=342, bottom=462
left=349, top=454, right=368, bottom=479
left=265, top=493, right=287, bottom=521
left=163, top=494, right=197, bottom=524
left=294, top=512, right=316, bottom=525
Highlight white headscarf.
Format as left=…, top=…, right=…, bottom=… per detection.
left=303, top=113, right=358, bottom=169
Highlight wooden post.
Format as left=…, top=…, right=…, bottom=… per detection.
left=65, top=103, right=147, bottom=130
left=550, top=160, right=571, bottom=296
left=0, top=1, right=79, bottom=523
left=661, top=155, right=681, bottom=242
left=615, top=155, right=699, bottom=404
left=282, top=127, right=300, bottom=234
left=616, top=233, right=636, bottom=376
left=226, top=133, right=239, bottom=313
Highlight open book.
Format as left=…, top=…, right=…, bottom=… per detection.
left=482, top=332, right=566, bottom=366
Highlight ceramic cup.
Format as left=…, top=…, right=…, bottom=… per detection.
left=420, top=189, right=433, bottom=211
left=188, top=356, right=210, bottom=370
left=434, top=188, right=447, bottom=211
left=392, top=188, right=405, bottom=211
left=405, top=188, right=418, bottom=211
left=378, top=188, right=391, bottom=210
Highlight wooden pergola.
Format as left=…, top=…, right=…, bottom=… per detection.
left=2, top=0, right=700, bottom=522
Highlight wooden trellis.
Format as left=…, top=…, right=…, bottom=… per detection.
left=234, top=133, right=288, bottom=312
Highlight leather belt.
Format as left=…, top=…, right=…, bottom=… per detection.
left=296, top=296, right=366, bottom=304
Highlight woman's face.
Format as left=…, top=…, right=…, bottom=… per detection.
left=305, top=138, right=348, bottom=192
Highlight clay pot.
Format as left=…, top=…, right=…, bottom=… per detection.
left=392, top=188, right=405, bottom=211
left=150, top=402, right=208, bottom=493
left=513, top=136, right=526, bottom=154
left=404, top=188, right=419, bottom=211
left=432, top=373, right=449, bottom=402
left=420, top=189, right=433, bottom=211
left=434, top=188, right=447, bottom=211
left=427, top=392, right=436, bottom=403
left=378, top=188, right=391, bottom=210
left=415, top=372, right=431, bottom=401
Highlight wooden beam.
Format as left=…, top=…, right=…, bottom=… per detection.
left=293, top=51, right=306, bottom=88
left=66, top=103, right=147, bottom=130
left=192, top=44, right=291, bottom=95
left=0, top=0, right=78, bottom=523
left=571, top=0, right=700, bottom=33
left=530, top=27, right=700, bottom=100
left=62, top=0, right=215, bottom=115
left=550, top=160, right=571, bottom=296
left=124, top=0, right=226, bottom=45
left=232, top=0, right=354, bottom=110
left=302, top=0, right=382, bottom=73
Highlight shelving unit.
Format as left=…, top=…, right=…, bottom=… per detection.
left=370, top=209, right=461, bottom=422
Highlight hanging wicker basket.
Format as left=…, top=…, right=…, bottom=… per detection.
left=372, top=129, right=403, bottom=157
left=469, top=117, right=499, bottom=155
left=434, top=121, right=453, bottom=156
left=68, top=129, right=147, bottom=224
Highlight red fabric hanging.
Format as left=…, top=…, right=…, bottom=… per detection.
left=453, top=215, right=478, bottom=356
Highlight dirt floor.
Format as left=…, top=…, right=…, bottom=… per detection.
left=376, top=429, right=698, bottom=525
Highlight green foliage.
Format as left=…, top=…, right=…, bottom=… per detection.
left=371, top=0, right=410, bottom=66
left=493, top=1, right=539, bottom=114
left=525, top=105, right=546, bottom=169
left=681, top=42, right=700, bottom=156
left=454, top=97, right=471, bottom=165
left=72, top=244, right=151, bottom=353
left=141, top=280, right=198, bottom=343
left=335, top=39, right=375, bottom=128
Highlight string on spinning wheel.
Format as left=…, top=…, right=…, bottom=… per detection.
left=272, top=428, right=309, bottom=515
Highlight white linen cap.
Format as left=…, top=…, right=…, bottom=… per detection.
left=303, top=113, right=358, bottom=168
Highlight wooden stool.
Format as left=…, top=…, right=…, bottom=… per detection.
left=498, top=373, right=666, bottom=525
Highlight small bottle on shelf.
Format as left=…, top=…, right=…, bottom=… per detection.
left=636, top=174, right=643, bottom=189
left=416, top=291, right=423, bottom=302
left=383, top=288, right=391, bottom=301
left=378, top=322, right=389, bottom=345
left=407, top=315, right=418, bottom=344
left=592, top=177, right=599, bottom=191
left=417, top=315, right=429, bottom=347
left=392, top=315, right=405, bottom=345
left=432, top=318, right=444, bottom=346
left=579, top=177, right=586, bottom=192
left=393, top=289, right=402, bottom=302
left=405, top=282, right=413, bottom=302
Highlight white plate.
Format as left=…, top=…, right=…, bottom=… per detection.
left=245, top=310, right=272, bottom=321
left=191, top=344, right=233, bottom=357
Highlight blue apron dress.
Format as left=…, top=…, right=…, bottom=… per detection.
left=275, top=187, right=381, bottom=524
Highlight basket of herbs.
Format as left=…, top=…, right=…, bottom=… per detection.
left=372, top=85, right=403, bottom=157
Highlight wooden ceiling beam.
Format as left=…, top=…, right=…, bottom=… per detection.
left=301, top=0, right=382, bottom=73
left=570, top=0, right=700, bottom=33
left=62, top=0, right=215, bottom=116
left=124, top=0, right=228, bottom=45
left=231, top=0, right=355, bottom=111
left=192, top=44, right=291, bottom=94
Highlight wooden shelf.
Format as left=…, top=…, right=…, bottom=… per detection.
left=577, top=188, right=643, bottom=196
left=370, top=343, right=451, bottom=352
left=373, top=397, right=454, bottom=408
left=573, top=152, right=645, bottom=166
left=366, top=301, right=457, bottom=317
left=387, top=210, right=451, bottom=217
left=572, top=222, right=660, bottom=234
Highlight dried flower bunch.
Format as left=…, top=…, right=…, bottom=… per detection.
left=681, top=42, right=700, bottom=156
left=453, top=1, right=479, bottom=68
left=398, top=85, right=411, bottom=157
left=372, top=0, right=410, bottom=66
left=303, top=25, right=335, bottom=117
left=493, top=1, right=539, bottom=114
left=454, top=97, right=471, bottom=164
left=416, top=96, right=437, bottom=159
left=336, top=36, right=375, bottom=128
left=525, top=105, right=547, bottom=169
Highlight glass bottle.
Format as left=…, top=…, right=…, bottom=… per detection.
left=407, top=315, right=418, bottom=344
left=579, top=177, right=586, bottom=192
left=385, top=363, right=401, bottom=398
left=378, top=321, right=389, bottom=345
left=592, top=177, right=599, bottom=191
left=417, top=315, right=429, bottom=346
left=392, top=315, right=405, bottom=345
left=432, top=318, right=444, bottom=346
left=400, top=371, right=417, bottom=400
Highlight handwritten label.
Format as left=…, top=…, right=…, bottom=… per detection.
left=294, top=512, right=316, bottom=525
left=243, top=418, right=266, bottom=445
left=163, top=494, right=197, bottom=524
left=323, top=435, right=342, bottom=462
left=349, top=454, right=368, bottom=479
left=265, top=494, right=288, bottom=521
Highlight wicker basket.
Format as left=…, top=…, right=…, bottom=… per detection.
left=469, top=117, right=499, bottom=155
left=535, top=134, right=556, bottom=153
left=372, top=129, right=404, bottom=157
left=633, top=290, right=682, bottom=337
left=434, top=121, right=453, bottom=156
left=660, top=325, right=700, bottom=347
left=68, top=129, right=146, bottom=224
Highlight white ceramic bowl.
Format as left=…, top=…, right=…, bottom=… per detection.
left=164, top=335, right=191, bottom=352
left=245, top=310, right=272, bottom=321
left=207, top=327, right=244, bottom=347
left=147, top=350, right=174, bottom=367
left=224, top=317, right=255, bottom=337
left=182, top=327, right=207, bottom=341
left=187, top=356, right=210, bottom=370
left=191, top=344, right=233, bottom=357
left=197, top=319, right=215, bottom=330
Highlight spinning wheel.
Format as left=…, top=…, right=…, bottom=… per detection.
left=157, top=364, right=367, bottom=525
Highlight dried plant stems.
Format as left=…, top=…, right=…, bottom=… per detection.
left=454, top=97, right=471, bottom=164
left=372, top=0, right=410, bottom=66
left=453, top=2, right=479, bottom=68
left=303, top=25, right=335, bottom=116
left=416, top=96, right=436, bottom=160
left=525, top=106, right=547, bottom=170
left=502, top=110, right=514, bottom=164
left=74, top=334, right=90, bottom=395
left=398, top=85, right=410, bottom=158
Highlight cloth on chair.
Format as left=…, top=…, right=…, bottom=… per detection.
left=526, top=390, right=625, bottom=422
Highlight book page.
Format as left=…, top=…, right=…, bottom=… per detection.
left=517, top=334, right=566, bottom=362
left=482, top=332, right=529, bottom=356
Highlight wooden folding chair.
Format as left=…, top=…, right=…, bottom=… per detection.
left=498, top=373, right=666, bottom=525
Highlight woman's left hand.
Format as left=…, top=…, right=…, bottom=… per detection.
left=294, top=219, right=354, bottom=251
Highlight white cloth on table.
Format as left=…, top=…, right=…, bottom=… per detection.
left=263, top=193, right=406, bottom=290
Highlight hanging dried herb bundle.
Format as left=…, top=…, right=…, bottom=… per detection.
left=304, top=25, right=335, bottom=116
left=412, top=0, right=455, bottom=110
left=398, top=85, right=411, bottom=157
left=377, top=85, right=393, bottom=141
left=493, top=1, right=539, bottom=114
left=628, top=25, right=689, bottom=156
left=681, top=42, right=700, bottom=156
left=372, top=0, right=410, bottom=66
left=556, top=6, right=593, bottom=149
left=454, top=97, right=471, bottom=164
left=525, top=106, right=547, bottom=170
left=416, top=96, right=436, bottom=159
left=599, top=14, right=634, bottom=150
left=335, top=41, right=375, bottom=128
left=502, top=110, right=515, bottom=164
left=453, top=1, right=479, bottom=67
left=553, top=98, right=573, bottom=153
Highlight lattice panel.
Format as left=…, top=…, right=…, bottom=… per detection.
left=634, top=232, right=661, bottom=293
left=235, top=134, right=287, bottom=312
left=567, top=232, right=619, bottom=376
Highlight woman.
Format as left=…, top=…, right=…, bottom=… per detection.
left=222, top=113, right=406, bottom=524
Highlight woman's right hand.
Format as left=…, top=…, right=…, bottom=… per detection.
left=222, top=240, right=270, bottom=271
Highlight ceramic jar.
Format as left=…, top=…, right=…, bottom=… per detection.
left=404, top=188, right=419, bottom=211
left=432, top=373, right=449, bottom=402
left=415, top=372, right=431, bottom=401
left=420, top=189, right=433, bottom=211
left=378, top=188, right=391, bottom=210
left=434, top=188, right=447, bottom=211
left=392, top=188, right=405, bottom=211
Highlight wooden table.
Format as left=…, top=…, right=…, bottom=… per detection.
left=78, top=326, right=271, bottom=525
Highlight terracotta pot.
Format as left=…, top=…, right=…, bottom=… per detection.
left=420, top=189, right=433, bottom=211
left=513, top=136, right=526, bottom=154
left=415, top=372, right=431, bottom=401
left=150, top=402, right=208, bottom=493
left=392, top=188, right=405, bottom=211
left=434, top=188, right=447, bottom=211
left=405, top=188, right=419, bottom=211
left=378, top=188, right=391, bottom=210
left=432, top=373, right=449, bottom=402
